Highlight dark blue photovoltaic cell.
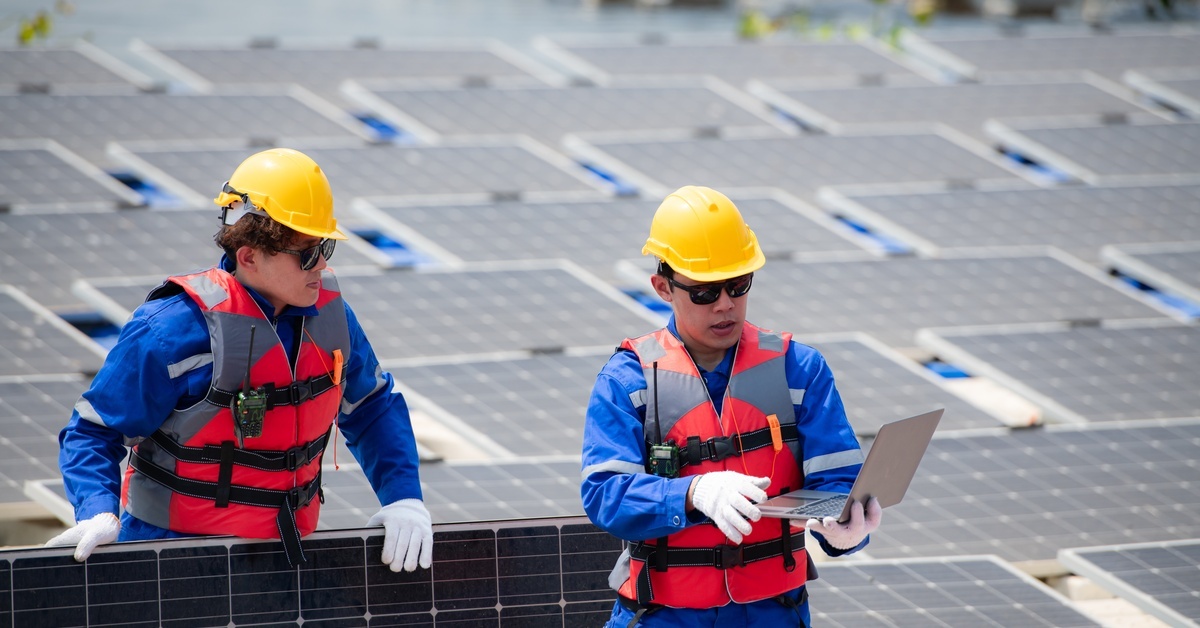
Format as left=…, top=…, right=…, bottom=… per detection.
left=159, top=545, right=230, bottom=628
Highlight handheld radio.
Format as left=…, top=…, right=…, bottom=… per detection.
left=232, top=325, right=267, bottom=447
left=647, top=361, right=680, bottom=478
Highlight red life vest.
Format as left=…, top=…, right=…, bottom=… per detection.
left=122, top=268, right=349, bottom=553
left=616, top=323, right=808, bottom=608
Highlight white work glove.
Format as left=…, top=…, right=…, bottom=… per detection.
left=805, top=497, right=882, bottom=550
left=368, top=498, right=433, bottom=572
left=45, top=512, right=120, bottom=562
left=690, top=471, right=771, bottom=544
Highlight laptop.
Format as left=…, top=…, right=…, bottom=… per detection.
left=758, top=408, right=943, bottom=523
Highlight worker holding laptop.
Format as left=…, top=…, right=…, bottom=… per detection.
left=581, top=185, right=881, bottom=627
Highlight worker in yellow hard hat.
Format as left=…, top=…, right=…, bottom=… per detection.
left=581, top=186, right=878, bottom=627
left=51, top=148, right=433, bottom=573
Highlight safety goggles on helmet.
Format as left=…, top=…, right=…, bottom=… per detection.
left=278, top=238, right=336, bottom=271
left=219, top=183, right=270, bottom=226
left=668, top=273, right=753, bottom=305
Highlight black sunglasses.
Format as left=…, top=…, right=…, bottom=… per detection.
left=667, top=273, right=753, bottom=305
left=279, top=239, right=336, bottom=271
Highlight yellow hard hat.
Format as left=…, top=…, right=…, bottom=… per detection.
left=642, top=185, right=765, bottom=282
left=213, top=148, right=347, bottom=240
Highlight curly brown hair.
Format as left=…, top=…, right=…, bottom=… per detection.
left=214, top=213, right=298, bottom=257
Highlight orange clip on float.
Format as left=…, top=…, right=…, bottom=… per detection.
left=767, top=414, right=782, bottom=452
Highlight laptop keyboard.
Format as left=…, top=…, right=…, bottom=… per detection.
left=784, top=495, right=847, bottom=519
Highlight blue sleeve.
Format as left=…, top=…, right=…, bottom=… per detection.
left=788, top=341, right=869, bottom=556
left=580, top=351, right=695, bottom=542
left=58, top=295, right=204, bottom=523
left=333, top=302, right=422, bottom=506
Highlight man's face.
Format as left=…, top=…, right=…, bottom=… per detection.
left=246, top=235, right=328, bottom=315
left=651, top=272, right=750, bottom=368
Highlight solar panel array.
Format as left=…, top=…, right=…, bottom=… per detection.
left=1059, top=538, right=1200, bottom=626
left=3, top=17, right=1200, bottom=625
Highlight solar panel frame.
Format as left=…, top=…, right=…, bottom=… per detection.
left=0, top=285, right=107, bottom=377
left=869, top=417, right=1200, bottom=562
left=0, top=41, right=157, bottom=91
left=0, top=85, right=377, bottom=169
left=808, top=555, right=1102, bottom=627
left=340, top=74, right=797, bottom=146
left=349, top=189, right=881, bottom=285
left=818, top=182, right=1200, bottom=263
left=747, top=77, right=1154, bottom=145
left=1059, top=538, right=1200, bottom=627
left=619, top=249, right=1178, bottom=347
left=1102, top=241, right=1200, bottom=307
left=898, top=29, right=1200, bottom=83
left=130, top=37, right=567, bottom=107
left=107, top=136, right=613, bottom=207
left=532, top=33, right=940, bottom=87
left=563, top=126, right=1031, bottom=204
left=985, top=118, right=1200, bottom=184
left=915, top=319, right=1200, bottom=424
left=1, top=207, right=392, bottom=312
left=0, top=140, right=145, bottom=213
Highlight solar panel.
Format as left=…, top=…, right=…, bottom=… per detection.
left=0, top=141, right=144, bottom=212
left=80, top=263, right=662, bottom=362
left=819, top=182, right=1200, bottom=263
left=342, top=77, right=795, bottom=146
left=749, top=79, right=1151, bottom=144
left=900, top=30, right=1200, bottom=82
left=801, top=333, right=1007, bottom=435
left=1125, top=68, right=1200, bottom=117
left=985, top=119, right=1200, bottom=184
left=132, top=39, right=564, bottom=107
left=564, top=128, right=1026, bottom=204
left=388, top=351, right=607, bottom=458
left=0, top=376, right=84, bottom=508
left=1102, top=241, right=1200, bottom=307
left=1059, top=538, right=1200, bottom=626
left=871, top=418, right=1200, bottom=562
left=0, top=88, right=375, bottom=169
left=108, top=138, right=609, bottom=206
left=640, top=251, right=1172, bottom=347
left=0, top=516, right=620, bottom=627
left=0, top=286, right=106, bottom=377
left=809, top=555, right=1100, bottom=627
left=0, top=43, right=155, bottom=90
left=534, top=34, right=935, bottom=86
left=351, top=191, right=876, bottom=285
left=0, top=209, right=389, bottom=312
left=917, top=321, right=1200, bottom=424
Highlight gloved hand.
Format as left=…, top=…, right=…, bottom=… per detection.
left=44, top=512, right=120, bottom=562
left=368, top=498, right=433, bottom=572
left=689, top=471, right=770, bottom=544
left=805, top=497, right=882, bottom=550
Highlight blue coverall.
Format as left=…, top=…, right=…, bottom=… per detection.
left=58, top=258, right=422, bottom=539
left=581, top=318, right=867, bottom=627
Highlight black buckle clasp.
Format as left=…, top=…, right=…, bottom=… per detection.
left=284, top=444, right=310, bottom=471
left=706, top=436, right=738, bottom=462
left=715, top=545, right=744, bottom=570
left=285, top=482, right=319, bottom=510
left=289, top=380, right=312, bottom=405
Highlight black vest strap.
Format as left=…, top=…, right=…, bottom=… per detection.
left=129, top=451, right=323, bottom=568
left=205, top=373, right=339, bottom=411
left=678, top=423, right=799, bottom=469
left=628, top=531, right=807, bottom=605
left=148, top=429, right=330, bottom=472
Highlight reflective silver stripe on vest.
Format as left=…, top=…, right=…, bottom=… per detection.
left=645, top=367, right=709, bottom=442
left=167, top=353, right=214, bottom=380
left=183, top=274, right=229, bottom=310
left=804, top=448, right=864, bottom=476
left=757, top=328, right=784, bottom=353
left=728, top=330, right=800, bottom=462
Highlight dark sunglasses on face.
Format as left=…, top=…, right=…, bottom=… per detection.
left=667, top=273, right=753, bottom=305
left=279, top=238, right=336, bottom=271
